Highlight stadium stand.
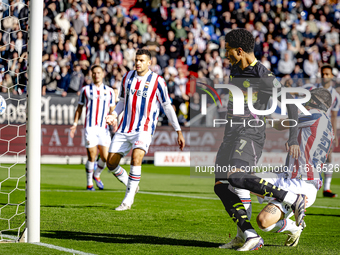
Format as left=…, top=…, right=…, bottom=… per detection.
left=2, top=0, right=340, bottom=125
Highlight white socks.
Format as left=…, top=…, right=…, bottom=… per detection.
left=244, top=229, right=258, bottom=238
left=262, top=218, right=300, bottom=234
left=324, top=160, right=333, bottom=191
left=324, top=168, right=333, bottom=191
left=283, top=192, right=298, bottom=206
left=94, top=158, right=106, bottom=178
left=122, top=165, right=141, bottom=206
left=324, top=177, right=332, bottom=191
left=111, top=165, right=128, bottom=186
left=85, top=161, right=95, bottom=187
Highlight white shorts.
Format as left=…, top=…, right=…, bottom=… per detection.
left=84, top=126, right=111, bottom=148
left=255, top=172, right=317, bottom=218
left=109, top=131, right=152, bottom=157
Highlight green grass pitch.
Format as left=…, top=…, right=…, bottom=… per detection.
left=0, top=164, right=340, bottom=254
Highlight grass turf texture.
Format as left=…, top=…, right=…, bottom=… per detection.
left=0, top=164, right=339, bottom=254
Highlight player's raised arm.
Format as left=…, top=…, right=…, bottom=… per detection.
left=157, top=76, right=185, bottom=150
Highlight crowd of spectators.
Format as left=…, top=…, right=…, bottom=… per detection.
left=1, top=0, right=340, bottom=125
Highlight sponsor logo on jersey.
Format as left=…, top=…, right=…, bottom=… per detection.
left=127, top=88, right=148, bottom=98
left=235, top=150, right=243, bottom=156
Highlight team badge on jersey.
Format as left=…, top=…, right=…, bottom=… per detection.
left=273, top=78, right=281, bottom=88
left=243, top=80, right=250, bottom=88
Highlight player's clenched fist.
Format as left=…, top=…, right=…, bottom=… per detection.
left=106, top=114, right=118, bottom=132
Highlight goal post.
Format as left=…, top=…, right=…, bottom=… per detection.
left=26, top=0, right=43, bottom=243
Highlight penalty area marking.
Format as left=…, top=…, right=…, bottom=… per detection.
left=2, top=234, right=96, bottom=255
left=42, top=189, right=340, bottom=210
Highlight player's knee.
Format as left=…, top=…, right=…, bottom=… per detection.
left=256, top=213, right=270, bottom=230
left=88, top=154, right=97, bottom=162
left=214, top=182, right=226, bottom=196
left=106, top=160, right=118, bottom=170
left=227, top=172, right=242, bottom=187
left=131, top=156, right=142, bottom=166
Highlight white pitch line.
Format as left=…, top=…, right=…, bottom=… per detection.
left=41, top=189, right=340, bottom=210
left=2, top=234, right=96, bottom=255
left=33, top=242, right=97, bottom=255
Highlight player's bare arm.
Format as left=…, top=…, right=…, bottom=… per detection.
left=177, top=130, right=185, bottom=151
left=70, top=104, right=83, bottom=138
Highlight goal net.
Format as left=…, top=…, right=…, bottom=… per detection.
left=0, top=0, right=42, bottom=242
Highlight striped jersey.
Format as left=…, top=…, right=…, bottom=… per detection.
left=79, top=83, right=115, bottom=129
left=303, top=83, right=340, bottom=116
left=286, top=109, right=334, bottom=189
left=117, top=70, right=170, bottom=134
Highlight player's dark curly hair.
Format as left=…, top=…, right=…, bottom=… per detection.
left=225, top=29, right=255, bottom=53
left=91, top=64, right=103, bottom=71
left=321, top=64, right=333, bottom=75
left=136, top=49, right=151, bottom=60
left=311, top=88, right=332, bottom=109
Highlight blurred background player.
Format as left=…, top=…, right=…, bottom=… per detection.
left=303, top=65, right=340, bottom=197
left=70, top=65, right=116, bottom=190
left=106, top=49, right=185, bottom=211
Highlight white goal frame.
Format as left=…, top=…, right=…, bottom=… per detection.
left=26, top=0, right=43, bottom=242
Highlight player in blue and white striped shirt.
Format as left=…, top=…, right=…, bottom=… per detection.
left=106, top=49, right=185, bottom=211
left=70, top=65, right=116, bottom=191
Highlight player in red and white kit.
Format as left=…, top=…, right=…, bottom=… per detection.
left=106, top=49, right=185, bottom=211
left=303, top=65, right=340, bottom=197
left=255, top=88, right=333, bottom=247
left=70, top=65, right=117, bottom=190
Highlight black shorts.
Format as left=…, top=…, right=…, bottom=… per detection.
left=215, top=137, right=263, bottom=181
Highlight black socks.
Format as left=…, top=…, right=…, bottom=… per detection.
left=228, top=172, right=287, bottom=202
left=214, top=183, right=253, bottom=232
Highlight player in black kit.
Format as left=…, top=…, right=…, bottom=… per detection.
left=214, top=29, right=306, bottom=251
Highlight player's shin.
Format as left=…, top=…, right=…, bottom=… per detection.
left=86, top=161, right=95, bottom=188
left=234, top=188, right=252, bottom=220
left=94, top=158, right=106, bottom=178
left=110, top=165, right=128, bottom=185
left=122, top=165, right=141, bottom=206
left=233, top=188, right=252, bottom=240
left=214, top=183, right=257, bottom=238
